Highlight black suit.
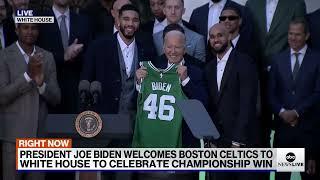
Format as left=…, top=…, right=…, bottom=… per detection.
left=189, top=0, right=253, bottom=43
left=307, top=9, right=320, bottom=51
left=37, top=10, right=92, bottom=114
left=205, top=49, right=258, bottom=180
left=153, top=54, right=208, bottom=148
left=234, top=35, right=257, bottom=60
left=205, top=49, right=258, bottom=146
left=2, top=17, right=17, bottom=47
left=81, top=32, right=156, bottom=114
left=268, top=48, right=320, bottom=180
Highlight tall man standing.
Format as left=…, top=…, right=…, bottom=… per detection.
left=0, top=23, right=60, bottom=180
left=268, top=18, right=319, bottom=180
left=37, top=0, right=91, bottom=114
left=205, top=23, right=258, bottom=180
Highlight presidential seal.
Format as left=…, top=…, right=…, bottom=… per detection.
left=75, top=111, right=102, bottom=138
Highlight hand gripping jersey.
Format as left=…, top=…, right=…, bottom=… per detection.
left=132, top=61, right=186, bottom=148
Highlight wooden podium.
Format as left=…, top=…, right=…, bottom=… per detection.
left=46, top=114, right=133, bottom=180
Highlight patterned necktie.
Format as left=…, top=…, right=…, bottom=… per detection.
left=292, top=52, right=300, bottom=80
left=59, top=15, right=68, bottom=50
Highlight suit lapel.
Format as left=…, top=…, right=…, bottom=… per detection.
left=279, top=49, right=294, bottom=88
left=259, top=0, right=267, bottom=36
left=69, top=12, right=77, bottom=45
left=203, top=3, right=209, bottom=38
left=8, top=44, right=28, bottom=74
left=268, top=0, right=288, bottom=35
left=50, top=10, right=64, bottom=48
left=217, top=50, right=235, bottom=103
left=294, top=48, right=311, bottom=84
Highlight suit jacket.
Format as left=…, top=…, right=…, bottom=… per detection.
left=205, top=49, right=258, bottom=146
left=246, top=0, right=306, bottom=67
left=268, top=48, right=320, bottom=131
left=307, top=9, right=320, bottom=51
left=81, top=33, right=156, bottom=114
left=37, top=9, right=92, bottom=113
left=2, top=16, right=17, bottom=48
left=0, top=43, right=61, bottom=143
left=153, top=54, right=208, bottom=147
left=153, top=26, right=206, bottom=62
left=189, top=0, right=253, bottom=44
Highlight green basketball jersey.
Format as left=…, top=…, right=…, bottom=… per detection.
left=132, top=61, right=186, bottom=148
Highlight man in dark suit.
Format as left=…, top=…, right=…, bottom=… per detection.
left=219, top=5, right=256, bottom=60
left=205, top=23, right=258, bottom=180
left=0, top=23, right=60, bottom=180
left=82, top=4, right=155, bottom=114
left=246, top=0, right=306, bottom=148
left=268, top=18, right=319, bottom=180
left=307, top=8, right=320, bottom=51
left=189, top=0, right=253, bottom=42
left=37, top=0, right=91, bottom=114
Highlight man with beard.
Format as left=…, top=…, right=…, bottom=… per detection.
left=37, top=0, right=91, bottom=114
left=82, top=3, right=155, bottom=135
left=218, top=6, right=256, bottom=60
left=205, top=23, right=258, bottom=180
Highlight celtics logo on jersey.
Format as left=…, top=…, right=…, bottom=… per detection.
left=132, top=61, right=186, bottom=148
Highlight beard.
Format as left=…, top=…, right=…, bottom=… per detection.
left=211, top=0, right=222, bottom=3
left=212, top=42, right=228, bottom=54
left=119, top=25, right=136, bottom=40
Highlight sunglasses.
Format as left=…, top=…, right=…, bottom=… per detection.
left=219, top=16, right=239, bottom=21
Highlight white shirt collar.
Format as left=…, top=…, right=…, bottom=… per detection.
left=232, top=34, right=240, bottom=47
left=209, top=0, right=227, bottom=8
left=217, top=46, right=233, bottom=62
left=52, top=5, right=70, bottom=20
left=290, top=44, right=308, bottom=56
left=16, top=41, right=36, bottom=63
left=117, top=32, right=136, bottom=51
left=113, top=25, right=118, bottom=33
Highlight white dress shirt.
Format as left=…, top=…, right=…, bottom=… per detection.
left=52, top=6, right=70, bottom=37
left=16, top=41, right=46, bottom=94
left=216, top=47, right=232, bottom=91
left=266, top=0, right=279, bottom=32
left=117, top=33, right=136, bottom=76
left=231, top=34, right=240, bottom=48
left=290, top=45, right=307, bottom=72
left=278, top=45, right=307, bottom=116
left=113, top=25, right=118, bottom=34
left=207, top=0, right=227, bottom=38
left=153, top=19, right=167, bottom=34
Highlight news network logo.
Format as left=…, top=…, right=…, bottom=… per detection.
left=277, top=148, right=304, bottom=172
left=15, top=9, right=54, bottom=24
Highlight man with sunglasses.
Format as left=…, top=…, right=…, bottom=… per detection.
left=219, top=6, right=256, bottom=60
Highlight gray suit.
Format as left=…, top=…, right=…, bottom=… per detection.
left=0, top=43, right=60, bottom=180
left=153, top=26, right=206, bottom=62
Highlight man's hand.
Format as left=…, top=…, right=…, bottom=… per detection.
left=306, top=159, right=316, bottom=175
left=287, top=110, right=299, bottom=127
left=64, top=38, right=84, bottom=61
left=28, top=53, right=44, bottom=86
left=135, top=67, right=147, bottom=84
left=177, top=65, right=188, bottom=81
left=279, top=110, right=290, bottom=124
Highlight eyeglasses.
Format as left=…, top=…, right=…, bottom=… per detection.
left=219, top=16, right=239, bottom=21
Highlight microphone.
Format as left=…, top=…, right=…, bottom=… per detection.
left=78, top=80, right=90, bottom=109
left=90, top=81, right=102, bottom=105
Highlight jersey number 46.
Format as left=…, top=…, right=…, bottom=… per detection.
left=143, top=94, right=175, bottom=121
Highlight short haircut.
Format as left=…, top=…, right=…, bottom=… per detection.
left=290, top=17, right=310, bottom=34
left=163, top=23, right=185, bottom=40
left=222, top=5, right=241, bottom=18
left=119, top=4, right=140, bottom=17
